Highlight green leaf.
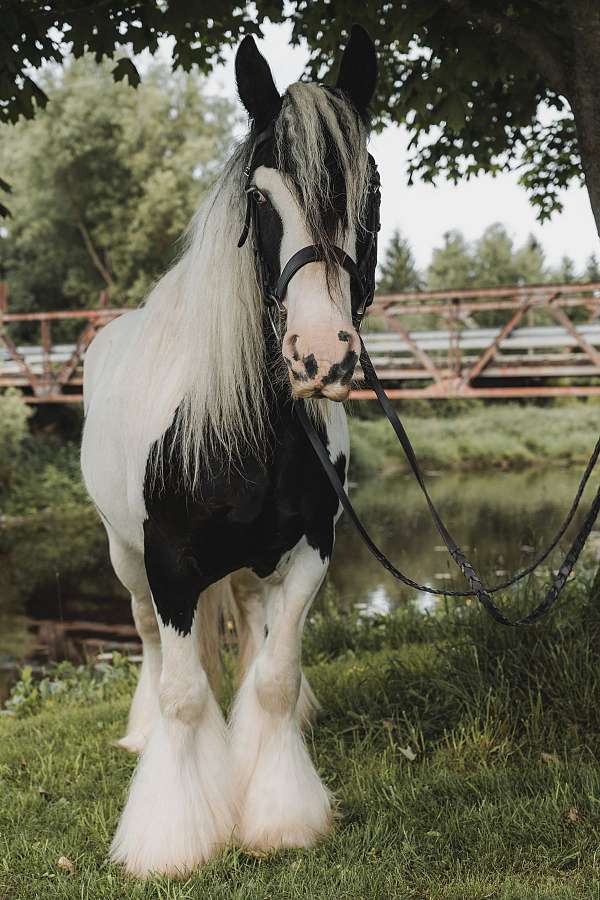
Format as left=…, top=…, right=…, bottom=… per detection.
left=112, top=58, right=140, bottom=88
left=437, top=93, right=467, bottom=132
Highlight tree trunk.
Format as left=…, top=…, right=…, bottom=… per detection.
left=568, top=1, right=600, bottom=598
left=569, top=0, right=600, bottom=240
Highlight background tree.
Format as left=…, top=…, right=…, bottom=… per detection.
left=377, top=229, right=421, bottom=293
left=548, top=255, right=577, bottom=284
left=426, top=230, right=475, bottom=291
left=426, top=225, right=551, bottom=291
left=0, top=56, right=234, bottom=310
left=472, top=225, right=548, bottom=287
left=473, top=224, right=520, bottom=289
left=513, top=236, right=547, bottom=285
left=3, top=2, right=600, bottom=249
left=584, top=254, right=600, bottom=282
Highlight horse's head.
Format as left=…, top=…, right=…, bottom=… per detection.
left=235, top=27, right=379, bottom=402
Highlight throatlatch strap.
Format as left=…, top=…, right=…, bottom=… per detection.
left=296, top=341, right=600, bottom=627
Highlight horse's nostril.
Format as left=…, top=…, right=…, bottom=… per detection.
left=282, top=333, right=301, bottom=362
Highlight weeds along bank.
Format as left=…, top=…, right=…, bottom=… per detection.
left=3, top=581, right=600, bottom=899
left=349, top=399, right=600, bottom=477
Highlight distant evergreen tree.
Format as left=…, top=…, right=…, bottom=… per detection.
left=473, top=224, right=516, bottom=287
left=585, top=253, right=600, bottom=282
left=377, top=229, right=421, bottom=293
left=547, top=253, right=581, bottom=284
left=513, top=235, right=546, bottom=284
left=426, top=230, right=476, bottom=290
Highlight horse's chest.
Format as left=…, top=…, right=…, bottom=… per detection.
left=143, top=409, right=347, bottom=600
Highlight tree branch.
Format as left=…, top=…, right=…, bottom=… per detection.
left=443, top=0, right=570, bottom=97
left=74, top=212, right=115, bottom=291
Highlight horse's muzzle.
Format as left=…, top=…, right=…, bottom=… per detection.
left=283, top=328, right=359, bottom=402
left=291, top=381, right=352, bottom=402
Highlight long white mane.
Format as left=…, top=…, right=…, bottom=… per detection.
left=115, top=82, right=369, bottom=491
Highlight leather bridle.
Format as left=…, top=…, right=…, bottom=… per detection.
left=237, top=122, right=381, bottom=330
left=236, top=121, right=600, bottom=627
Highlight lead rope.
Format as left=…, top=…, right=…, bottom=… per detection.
left=238, top=127, right=600, bottom=625
left=296, top=343, right=600, bottom=627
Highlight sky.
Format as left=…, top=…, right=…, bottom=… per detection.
left=203, top=20, right=600, bottom=273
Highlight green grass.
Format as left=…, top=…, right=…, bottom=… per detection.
left=349, top=401, right=600, bottom=476
left=3, top=578, right=600, bottom=899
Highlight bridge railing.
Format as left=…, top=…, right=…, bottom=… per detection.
left=357, top=282, right=600, bottom=398
left=0, top=285, right=128, bottom=402
left=1, top=281, right=600, bottom=401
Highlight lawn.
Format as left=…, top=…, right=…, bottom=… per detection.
left=3, top=579, right=600, bottom=900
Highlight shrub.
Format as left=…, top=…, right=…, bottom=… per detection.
left=2, top=653, right=139, bottom=718
left=0, top=390, right=32, bottom=488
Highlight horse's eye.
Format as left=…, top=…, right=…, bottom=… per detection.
left=251, top=188, right=267, bottom=205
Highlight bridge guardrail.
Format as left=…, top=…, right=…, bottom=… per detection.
left=1, top=282, right=600, bottom=401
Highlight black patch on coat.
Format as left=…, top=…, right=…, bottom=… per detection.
left=303, top=354, right=318, bottom=379
left=290, top=368, right=309, bottom=382
left=321, top=350, right=358, bottom=386
left=253, top=192, right=284, bottom=291
left=143, top=368, right=347, bottom=636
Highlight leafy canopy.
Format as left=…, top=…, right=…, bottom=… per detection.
left=0, top=57, right=235, bottom=312
left=0, top=1, right=584, bottom=222
left=426, top=224, right=547, bottom=290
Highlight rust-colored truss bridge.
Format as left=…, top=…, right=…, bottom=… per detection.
left=1, top=281, right=600, bottom=402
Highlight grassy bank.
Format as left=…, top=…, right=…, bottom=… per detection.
left=3, top=576, right=600, bottom=899
left=349, top=401, right=600, bottom=476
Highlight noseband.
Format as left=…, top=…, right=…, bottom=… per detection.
left=237, top=122, right=381, bottom=330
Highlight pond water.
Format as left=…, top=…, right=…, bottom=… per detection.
left=0, top=466, right=597, bottom=699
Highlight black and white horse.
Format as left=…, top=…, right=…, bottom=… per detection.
left=81, top=27, right=378, bottom=877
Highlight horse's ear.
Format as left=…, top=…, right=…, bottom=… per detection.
left=335, top=25, right=378, bottom=119
left=235, top=35, right=281, bottom=131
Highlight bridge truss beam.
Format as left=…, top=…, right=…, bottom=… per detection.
left=1, top=282, right=600, bottom=402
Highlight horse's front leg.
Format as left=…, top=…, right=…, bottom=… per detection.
left=230, top=569, right=320, bottom=726
left=110, top=527, right=235, bottom=877
left=230, top=538, right=332, bottom=850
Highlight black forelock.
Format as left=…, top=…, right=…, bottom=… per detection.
left=275, top=89, right=352, bottom=250
left=241, top=83, right=370, bottom=289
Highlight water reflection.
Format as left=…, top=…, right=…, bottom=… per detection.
left=0, top=466, right=596, bottom=693
left=324, top=467, right=594, bottom=616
